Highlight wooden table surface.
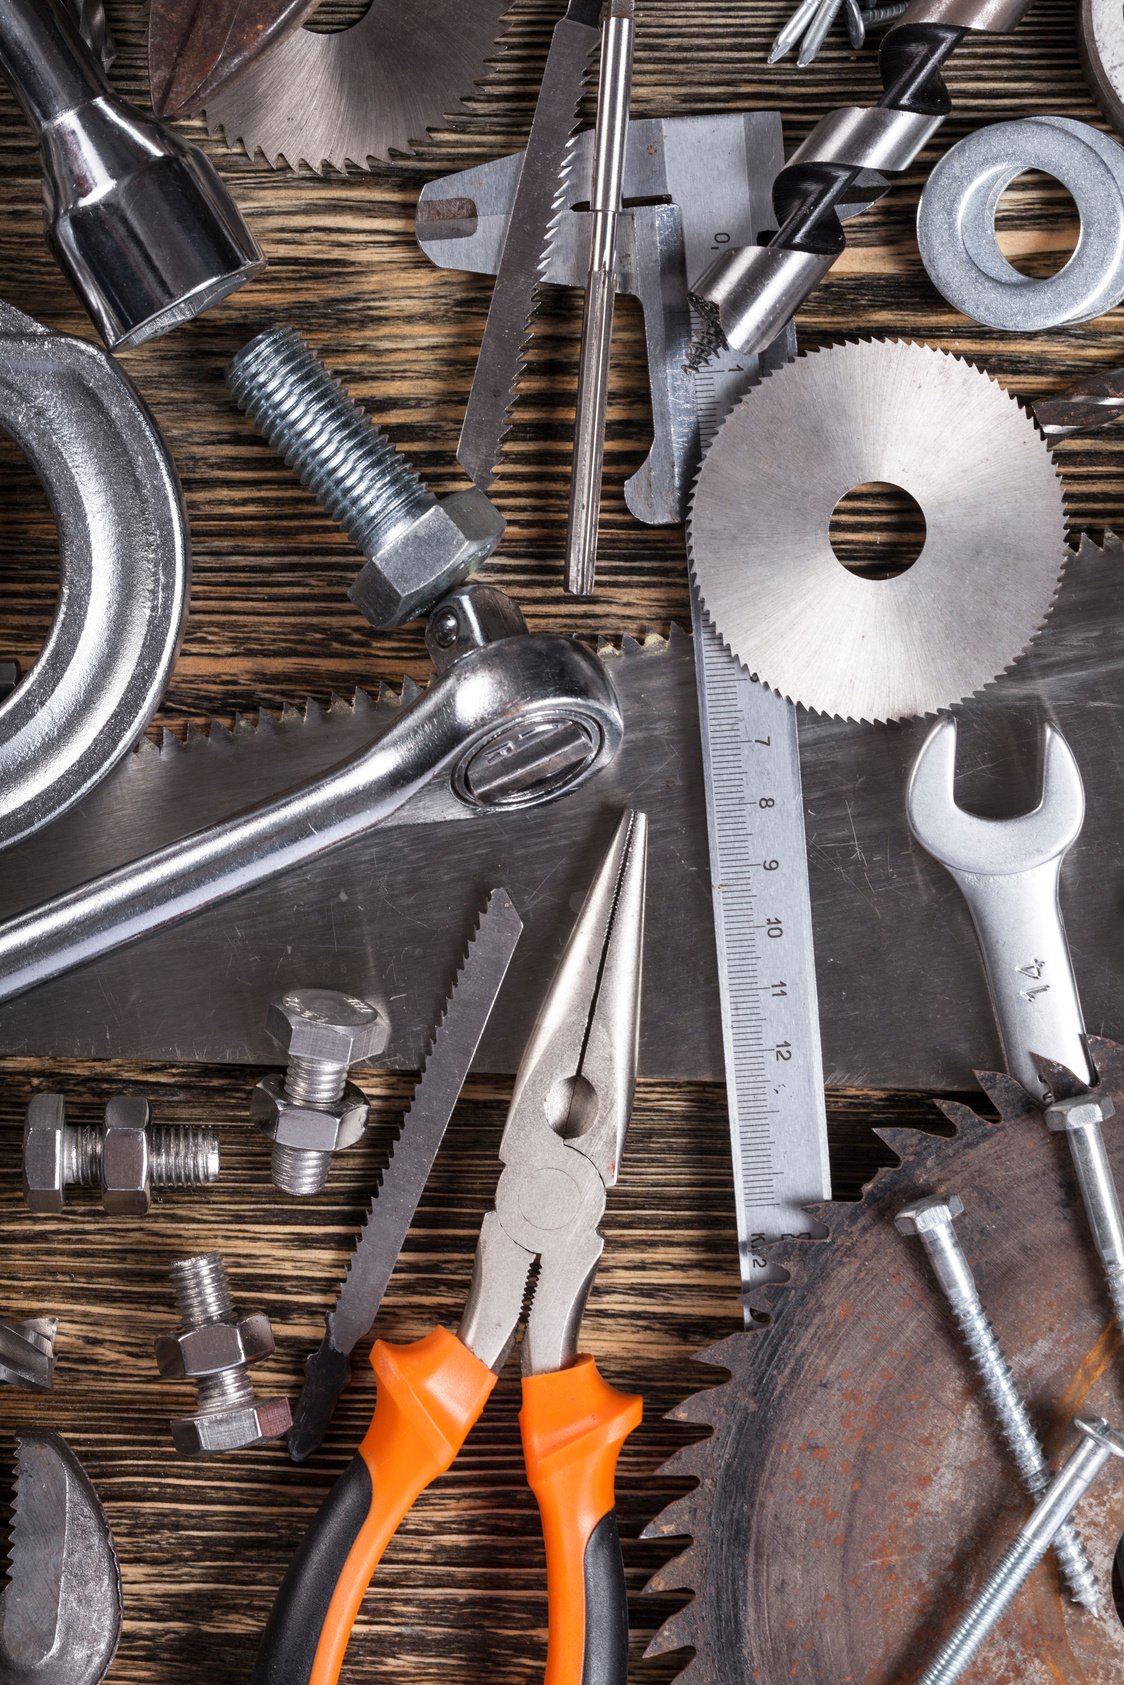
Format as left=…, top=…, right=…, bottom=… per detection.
left=1, top=1, right=1122, bottom=1679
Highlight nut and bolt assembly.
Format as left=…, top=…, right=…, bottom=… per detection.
left=895, top=1194, right=1098, bottom=1611
left=23, top=1091, right=219, bottom=1215
left=228, top=327, right=505, bottom=628
left=918, top=1415, right=1124, bottom=1684
left=250, top=987, right=388, bottom=1196
left=1043, top=1089, right=1124, bottom=1333
left=155, top=1252, right=291, bottom=1457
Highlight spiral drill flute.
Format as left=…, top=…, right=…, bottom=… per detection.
left=690, top=0, right=1035, bottom=362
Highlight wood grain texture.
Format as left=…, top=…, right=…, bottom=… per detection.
left=0, top=0, right=1118, bottom=1678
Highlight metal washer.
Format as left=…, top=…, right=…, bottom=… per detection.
left=688, top=339, right=1066, bottom=724
left=917, top=116, right=1124, bottom=331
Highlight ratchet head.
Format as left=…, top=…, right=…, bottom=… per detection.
left=0, top=1432, right=122, bottom=1685
left=907, top=716, right=1085, bottom=875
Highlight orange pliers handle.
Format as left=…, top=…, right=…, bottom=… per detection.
left=252, top=1330, right=640, bottom=1685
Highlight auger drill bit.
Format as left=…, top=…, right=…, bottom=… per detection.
left=690, top=0, right=1036, bottom=361
left=0, top=1318, right=57, bottom=1390
left=0, top=1432, right=122, bottom=1685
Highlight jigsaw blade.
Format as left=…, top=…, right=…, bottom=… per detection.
left=458, top=0, right=601, bottom=488
left=288, top=886, right=523, bottom=1460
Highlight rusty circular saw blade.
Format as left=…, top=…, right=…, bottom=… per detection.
left=200, top=0, right=514, bottom=172
left=689, top=338, right=1067, bottom=724
left=148, top=0, right=322, bottom=119
left=644, top=1037, right=1124, bottom=1683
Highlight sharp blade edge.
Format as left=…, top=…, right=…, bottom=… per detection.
left=327, top=887, right=524, bottom=1355
left=458, top=3, right=601, bottom=486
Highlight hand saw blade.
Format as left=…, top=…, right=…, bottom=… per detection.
left=201, top=0, right=514, bottom=172
left=288, top=886, right=523, bottom=1461
left=7, top=555, right=1124, bottom=1089
left=457, top=0, right=601, bottom=488
left=148, top=0, right=318, bottom=118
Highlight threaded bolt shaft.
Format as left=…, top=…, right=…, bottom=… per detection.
left=896, top=1195, right=1099, bottom=1612
left=148, top=1127, right=221, bottom=1187
left=197, top=1367, right=256, bottom=1413
left=860, top=2, right=908, bottom=23
left=271, top=1141, right=332, bottom=1197
left=284, top=1052, right=348, bottom=1109
left=170, top=1252, right=235, bottom=1328
left=58, top=1110, right=218, bottom=1198
left=228, top=327, right=434, bottom=560
left=918, top=1417, right=1124, bottom=1684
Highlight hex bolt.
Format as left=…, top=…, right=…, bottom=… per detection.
left=227, top=327, right=505, bottom=628
left=895, top=1194, right=1099, bottom=1611
left=250, top=987, right=389, bottom=1197
left=156, top=1252, right=291, bottom=1458
left=23, top=1091, right=219, bottom=1215
left=1043, top=1090, right=1124, bottom=1332
left=918, top=1416, right=1124, bottom=1684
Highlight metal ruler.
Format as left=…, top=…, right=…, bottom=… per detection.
left=685, top=189, right=831, bottom=1312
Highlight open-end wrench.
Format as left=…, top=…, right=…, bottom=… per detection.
left=907, top=716, right=1091, bottom=1098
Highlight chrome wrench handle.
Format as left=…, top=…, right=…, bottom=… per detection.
left=907, top=716, right=1090, bottom=1097
left=0, top=590, right=622, bottom=1009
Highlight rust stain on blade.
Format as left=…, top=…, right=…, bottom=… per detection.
left=148, top=0, right=321, bottom=117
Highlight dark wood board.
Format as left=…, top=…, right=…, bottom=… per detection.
left=0, top=0, right=1119, bottom=1679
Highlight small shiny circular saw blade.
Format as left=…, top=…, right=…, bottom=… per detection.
left=689, top=338, right=1067, bottom=724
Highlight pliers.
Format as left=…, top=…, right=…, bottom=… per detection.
left=253, top=808, right=648, bottom=1685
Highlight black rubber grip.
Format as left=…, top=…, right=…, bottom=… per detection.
left=251, top=1452, right=372, bottom=1684
left=582, top=1509, right=629, bottom=1685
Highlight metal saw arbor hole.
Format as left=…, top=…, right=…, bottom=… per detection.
left=828, top=481, right=927, bottom=580
left=994, top=169, right=1081, bottom=278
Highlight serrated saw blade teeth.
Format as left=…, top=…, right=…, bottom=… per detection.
left=689, top=338, right=1068, bottom=723
left=203, top=1, right=514, bottom=174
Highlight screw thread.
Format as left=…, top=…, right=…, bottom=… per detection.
left=284, top=1053, right=348, bottom=1108
left=170, top=1253, right=235, bottom=1327
left=228, top=327, right=433, bottom=558
left=149, top=1128, right=221, bottom=1187
left=860, top=1, right=908, bottom=22
left=197, top=1367, right=256, bottom=1414
left=63, top=1124, right=103, bottom=1187
left=272, top=1142, right=331, bottom=1196
left=917, top=1534, right=1042, bottom=1685
left=951, top=1299, right=1098, bottom=1609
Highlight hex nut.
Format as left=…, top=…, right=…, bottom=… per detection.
left=350, top=488, right=505, bottom=629
left=250, top=1075, right=370, bottom=1152
left=894, top=1193, right=966, bottom=1236
left=100, top=1092, right=153, bottom=1216
left=155, top=1312, right=275, bottom=1380
left=266, top=988, right=388, bottom=1066
left=1045, top=1093, right=1116, bottom=1133
left=23, top=1092, right=67, bottom=1214
left=170, top=1394, right=293, bottom=1458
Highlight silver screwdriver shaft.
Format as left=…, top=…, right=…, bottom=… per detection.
left=565, top=0, right=635, bottom=598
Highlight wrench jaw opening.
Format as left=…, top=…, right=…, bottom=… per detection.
left=0, top=1433, right=122, bottom=1685
left=908, top=716, right=1092, bottom=1098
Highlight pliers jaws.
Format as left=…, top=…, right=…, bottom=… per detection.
left=459, top=809, right=648, bottom=1375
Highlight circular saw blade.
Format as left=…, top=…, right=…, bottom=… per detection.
left=204, top=0, right=512, bottom=172
left=644, top=1039, right=1124, bottom=1682
left=689, top=338, right=1067, bottom=724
